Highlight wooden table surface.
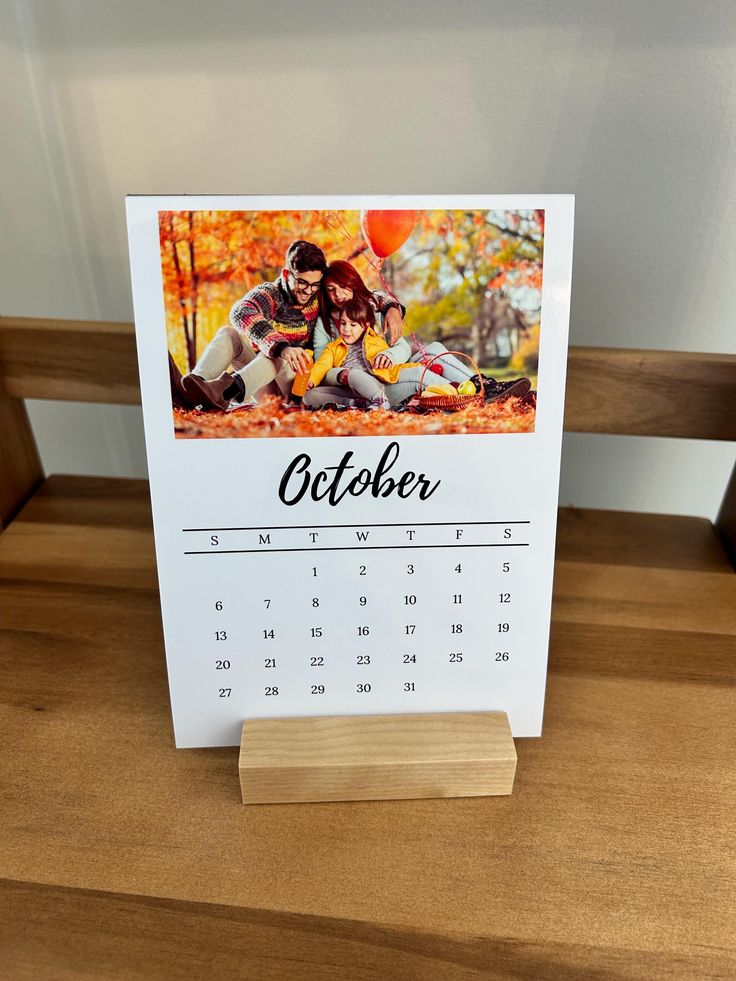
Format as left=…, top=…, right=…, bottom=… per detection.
left=1, top=476, right=735, bottom=980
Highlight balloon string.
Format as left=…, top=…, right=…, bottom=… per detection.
left=315, top=210, right=403, bottom=308
left=318, top=211, right=355, bottom=246
left=317, top=210, right=368, bottom=271
left=375, top=257, right=404, bottom=310
left=334, top=212, right=356, bottom=243
left=410, top=332, right=427, bottom=359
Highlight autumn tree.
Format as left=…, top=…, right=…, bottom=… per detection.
left=159, top=210, right=363, bottom=371
left=392, top=210, right=544, bottom=365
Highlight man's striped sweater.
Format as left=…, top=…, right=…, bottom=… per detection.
left=229, top=277, right=318, bottom=358
left=230, top=276, right=404, bottom=358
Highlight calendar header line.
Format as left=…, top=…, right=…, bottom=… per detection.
left=182, top=521, right=532, bottom=533
left=184, top=543, right=531, bottom=556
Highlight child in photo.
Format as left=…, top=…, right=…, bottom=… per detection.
left=306, top=296, right=417, bottom=410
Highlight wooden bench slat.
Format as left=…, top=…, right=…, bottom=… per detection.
left=0, top=317, right=140, bottom=405
left=564, top=346, right=736, bottom=440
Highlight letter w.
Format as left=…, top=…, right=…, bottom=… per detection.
left=356, top=530, right=369, bottom=542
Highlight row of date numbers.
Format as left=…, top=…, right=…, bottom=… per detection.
left=216, top=667, right=508, bottom=698
left=215, top=622, right=511, bottom=642
left=214, top=651, right=510, bottom=671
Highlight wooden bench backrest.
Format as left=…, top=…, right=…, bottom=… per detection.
left=1, top=317, right=735, bottom=552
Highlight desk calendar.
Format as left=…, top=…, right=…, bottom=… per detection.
left=127, top=194, right=574, bottom=748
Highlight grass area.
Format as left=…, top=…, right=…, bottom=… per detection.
left=481, top=366, right=538, bottom=388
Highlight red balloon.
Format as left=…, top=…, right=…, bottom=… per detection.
left=360, top=209, right=416, bottom=259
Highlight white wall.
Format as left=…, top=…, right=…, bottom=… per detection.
left=3, top=0, right=734, bottom=517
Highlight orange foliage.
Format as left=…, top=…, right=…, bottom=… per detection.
left=173, top=395, right=536, bottom=440
left=159, top=210, right=379, bottom=371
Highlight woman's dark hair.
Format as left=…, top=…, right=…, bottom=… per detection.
left=321, top=260, right=375, bottom=334
left=285, top=240, right=327, bottom=274
left=323, top=260, right=374, bottom=304
left=341, top=295, right=376, bottom=329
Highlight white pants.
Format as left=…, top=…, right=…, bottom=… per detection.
left=192, top=325, right=295, bottom=398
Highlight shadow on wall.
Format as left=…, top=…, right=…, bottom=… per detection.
left=10, top=1, right=736, bottom=50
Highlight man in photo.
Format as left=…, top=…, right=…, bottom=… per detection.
left=172, top=240, right=327, bottom=410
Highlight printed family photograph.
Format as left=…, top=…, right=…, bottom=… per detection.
left=163, top=207, right=543, bottom=438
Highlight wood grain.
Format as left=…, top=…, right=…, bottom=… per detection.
left=564, top=346, right=736, bottom=439
left=0, top=316, right=140, bottom=404
left=556, top=506, right=735, bottom=572
left=239, top=713, right=516, bottom=803
left=0, top=389, right=43, bottom=530
left=716, top=461, right=736, bottom=568
left=0, top=478, right=734, bottom=978
left=2, top=878, right=732, bottom=981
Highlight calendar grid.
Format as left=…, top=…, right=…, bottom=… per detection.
left=182, top=525, right=532, bottom=742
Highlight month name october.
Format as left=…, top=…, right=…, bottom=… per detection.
left=278, top=442, right=441, bottom=507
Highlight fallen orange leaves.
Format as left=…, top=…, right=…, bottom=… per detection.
left=173, top=395, right=536, bottom=439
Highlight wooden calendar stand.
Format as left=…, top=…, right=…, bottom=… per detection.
left=238, top=711, right=516, bottom=804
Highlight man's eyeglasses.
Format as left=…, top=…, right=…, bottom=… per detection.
left=288, top=271, right=322, bottom=293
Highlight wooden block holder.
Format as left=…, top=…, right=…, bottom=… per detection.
left=239, top=711, right=516, bottom=804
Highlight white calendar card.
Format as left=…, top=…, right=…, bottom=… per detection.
left=126, top=194, right=574, bottom=748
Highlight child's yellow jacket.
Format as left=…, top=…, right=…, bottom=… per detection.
left=309, top=329, right=415, bottom=387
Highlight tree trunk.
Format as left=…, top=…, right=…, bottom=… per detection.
left=382, top=258, right=396, bottom=290
left=471, top=287, right=487, bottom=364
left=187, top=212, right=198, bottom=372
left=167, top=215, right=192, bottom=369
left=471, top=319, right=483, bottom=365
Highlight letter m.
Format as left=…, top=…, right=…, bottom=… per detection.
left=259, top=534, right=271, bottom=545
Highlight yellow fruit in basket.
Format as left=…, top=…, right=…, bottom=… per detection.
left=457, top=380, right=476, bottom=396
left=426, top=384, right=456, bottom=396
left=420, top=389, right=436, bottom=398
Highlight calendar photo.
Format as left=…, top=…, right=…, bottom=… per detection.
left=161, top=207, right=543, bottom=438
left=127, top=194, right=574, bottom=748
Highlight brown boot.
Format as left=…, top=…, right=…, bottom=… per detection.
left=169, top=353, right=194, bottom=409
left=181, top=371, right=240, bottom=411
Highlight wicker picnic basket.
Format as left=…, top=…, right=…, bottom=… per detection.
left=416, top=351, right=485, bottom=412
